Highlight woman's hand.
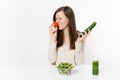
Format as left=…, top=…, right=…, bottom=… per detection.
left=49, top=23, right=58, bottom=42
left=77, top=29, right=91, bottom=42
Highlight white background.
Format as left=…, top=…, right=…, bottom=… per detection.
left=0, top=0, right=120, bottom=66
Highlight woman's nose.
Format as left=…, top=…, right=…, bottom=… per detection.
left=56, top=20, right=59, bottom=23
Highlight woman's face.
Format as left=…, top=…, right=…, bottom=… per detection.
left=56, top=11, right=69, bottom=30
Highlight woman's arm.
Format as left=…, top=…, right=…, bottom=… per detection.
left=74, top=30, right=90, bottom=65
left=47, top=23, right=58, bottom=65
left=47, top=38, right=57, bottom=65
left=74, top=40, right=85, bottom=65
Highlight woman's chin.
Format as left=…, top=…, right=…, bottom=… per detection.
left=59, top=27, right=63, bottom=30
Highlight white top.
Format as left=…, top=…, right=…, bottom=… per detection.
left=47, top=36, right=85, bottom=66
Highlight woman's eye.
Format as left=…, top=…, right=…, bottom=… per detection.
left=56, top=17, right=62, bottom=21
left=59, top=18, right=62, bottom=20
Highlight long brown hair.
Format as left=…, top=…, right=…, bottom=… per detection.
left=53, top=6, right=78, bottom=49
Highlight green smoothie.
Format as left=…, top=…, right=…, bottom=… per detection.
left=92, top=60, right=99, bottom=75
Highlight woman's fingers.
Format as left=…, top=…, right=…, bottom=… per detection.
left=49, top=24, right=57, bottom=34
left=77, top=30, right=91, bottom=42
left=49, top=23, right=58, bottom=42
left=49, top=24, right=53, bottom=32
left=87, top=29, right=91, bottom=36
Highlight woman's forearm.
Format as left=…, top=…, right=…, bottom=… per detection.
left=47, top=39, right=57, bottom=64
left=74, top=40, right=85, bottom=65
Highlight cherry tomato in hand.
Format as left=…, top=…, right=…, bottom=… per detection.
left=53, top=22, right=58, bottom=28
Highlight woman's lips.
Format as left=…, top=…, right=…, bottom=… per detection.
left=58, top=23, right=62, bottom=27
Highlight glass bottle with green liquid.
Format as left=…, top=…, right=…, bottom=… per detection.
left=92, top=57, right=99, bottom=75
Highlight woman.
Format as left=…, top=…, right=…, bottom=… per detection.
left=48, top=6, right=90, bottom=66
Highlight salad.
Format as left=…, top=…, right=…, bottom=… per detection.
left=56, top=62, right=74, bottom=75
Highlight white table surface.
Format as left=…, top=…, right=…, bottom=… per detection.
left=0, top=65, right=119, bottom=80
